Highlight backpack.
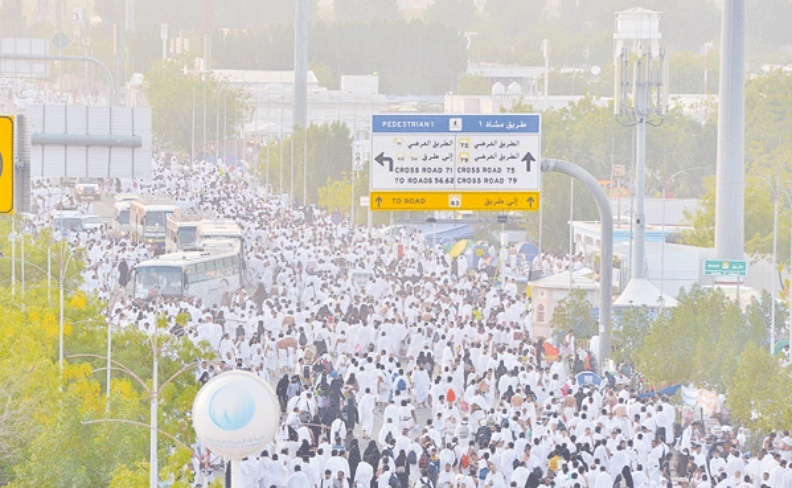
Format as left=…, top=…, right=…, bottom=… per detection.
left=478, top=466, right=490, bottom=480
left=460, top=454, right=470, bottom=469
left=475, top=425, right=492, bottom=448
left=419, top=478, right=435, bottom=488
left=397, top=378, right=407, bottom=391
left=298, top=331, right=308, bottom=346
left=388, top=473, right=402, bottom=488
left=408, top=450, right=417, bottom=465
left=419, top=450, right=430, bottom=469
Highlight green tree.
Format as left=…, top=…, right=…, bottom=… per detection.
left=316, top=166, right=372, bottom=226
left=257, top=122, right=352, bottom=205
left=549, top=289, right=597, bottom=341
left=144, top=63, right=247, bottom=156
left=0, top=223, right=211, bottom=486
left=458, top=74, right=491, bottom=95
left=681, top=73, right=792, bottom=258
left=636, top=285, right=767, bottom=390
left=728, top=343, right=792, bottom=431
left=611, top=306, right=654, bottom=364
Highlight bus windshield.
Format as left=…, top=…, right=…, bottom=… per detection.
left=117, top=209, right=130, bottom=225
left=144, top=211, right=171, bottom=227
left=135, top=265, right=183, bottom=297
left=178, top=228, right=197, bottom=247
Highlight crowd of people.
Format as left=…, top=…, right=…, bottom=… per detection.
left=20, top=150, right=791, bottom=488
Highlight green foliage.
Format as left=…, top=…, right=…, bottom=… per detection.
left=509, top=95, right=715, bottom=252
left=611, top=306, right=654, bottom=364
left=257, top=122, right=352, bottom=205
left=549, top=289, right=597, bottom=341
left=317, top=175, right=352, bottom=214
left=668, top=50, right=720, bottom=94
left=143, top=63, right=247, bottom=155
left=681, top=72, right=792, bottom=259
left=636, top=285, right=766, bottom=390
left=458, top=74, right=492, bottom=95
left=727, top=343, right=792, bottom=431
left=0, top=222, right=210, bottom=486
left=680, top=176, right=716, bottom=247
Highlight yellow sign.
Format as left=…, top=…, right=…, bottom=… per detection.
left=369, top=191, right=540, bottom=212
left=0, top=116, right=13, bottom=214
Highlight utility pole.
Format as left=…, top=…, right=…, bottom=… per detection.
left=614, top=9, right=668, bottom=282
left=714, top=0, right=746, bottom=261
left=293, top=0, right=308, bottom=129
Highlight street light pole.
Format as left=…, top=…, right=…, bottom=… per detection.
left=191, top=84, right=195, bottom=164
left=59, top=264, right=65, bottom=375
left=785, top=190, right=792, bottom=363
left=350, top=154, right=355, bottom=229
left=150, top=321, right=159, bottom=488
left=770, top=177, right=779, bottom=355
left=58, top=247, right=74, bottom=377
left=21, top=217, right=25, bottom=309
left=10, top=219, right=16, bottom=296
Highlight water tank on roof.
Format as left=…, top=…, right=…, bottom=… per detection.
left=491, top=82, right=505, bottom=96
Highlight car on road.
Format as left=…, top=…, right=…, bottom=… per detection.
left=75, top=178, right=102, bottom=201
left=53, top=211, right=104, bottom=234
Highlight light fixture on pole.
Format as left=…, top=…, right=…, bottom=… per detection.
left=784, top=189, right=792, bottom=363
left=498, top=214, right=508, bottom=281
left=770, top=176, right=779, bottom=355
left=614, top=8, right=668, bottom=281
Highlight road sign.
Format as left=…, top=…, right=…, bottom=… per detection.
left=0, top=116, right=14, bottom=214
left=353, top=141, right=366, bottom=172
left=369, top=191, right=539, bottom=211
left=704, top=259, right=747, bottom=276
left=52, top=32, right=69, bottom=49
left=370, top=114, right=540, bottom=211
left=359, top=196, right=370, bottom=207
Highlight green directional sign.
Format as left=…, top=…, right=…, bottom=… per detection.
left=704, top=259, right=747, bottom=276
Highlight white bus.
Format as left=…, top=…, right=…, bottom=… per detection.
left=112, top=193, right=140, bottom=237
left=131, top=249, right=243, bottom=306
left=196, top=219, right=244, bottom=254
left=129, top=198, right=179, bottom=254
left=165, top=212, right=204, bottom=253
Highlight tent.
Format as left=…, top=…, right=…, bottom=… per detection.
left=576, top=372, right=603, bottom=387
left=613, top=278, right=679, bottom=308
left=416, top=223, right=474, bottom=245
left=448, top=239, right=475, bottom=258
left=515, top=241, right=539, bottom=263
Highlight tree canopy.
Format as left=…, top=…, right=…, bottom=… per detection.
left=0, top=221, right=213, bottom=487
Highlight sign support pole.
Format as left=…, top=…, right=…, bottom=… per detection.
left=542, top=159, right=613, bottom=372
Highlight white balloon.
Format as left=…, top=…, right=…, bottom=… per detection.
left=192, top=370, right=280, bottom=459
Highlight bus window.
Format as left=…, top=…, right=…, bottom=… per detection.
left=135, top=266, right=183, bottom=297
left=178, top=228, right=197, bottom=247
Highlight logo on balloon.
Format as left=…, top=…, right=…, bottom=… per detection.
left=208, top=385, right=255, bottom=431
